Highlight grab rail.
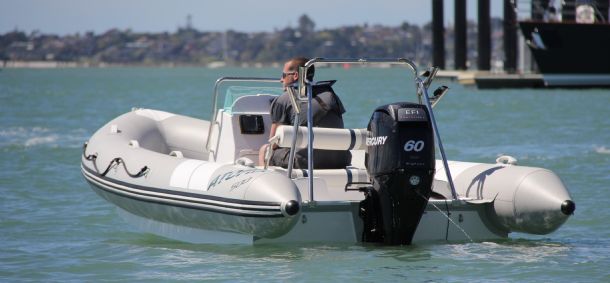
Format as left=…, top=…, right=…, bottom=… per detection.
left=297, top=58, right=457, bottom=203
left=205, top=77, right=279, bottom=156
left=417, top=79, right=457, bottom=200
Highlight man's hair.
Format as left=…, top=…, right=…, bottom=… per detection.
left=287, top=57, right=315, bottom=81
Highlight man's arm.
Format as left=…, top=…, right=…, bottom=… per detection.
left=259, top=94, right=287, bottom=166
left=269, top=122, right=279, bottom=149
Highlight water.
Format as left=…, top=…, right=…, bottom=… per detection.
left=1, top=67, right=609, bottom=282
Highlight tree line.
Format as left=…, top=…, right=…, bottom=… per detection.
left=0, top=15, right=504, bottom=68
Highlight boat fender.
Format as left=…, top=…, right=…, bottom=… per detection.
left=169, top=151, right=184, bottom=158
left=495, top=155, right=517, bottom=166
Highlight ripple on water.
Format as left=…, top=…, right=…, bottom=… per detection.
left=594, top=146, right=610, bottom=155
left=0, top=126, right=89, bottom=149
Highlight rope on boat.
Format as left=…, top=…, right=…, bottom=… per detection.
left=83, top=142, right=98, bottom=161
left=82, top=142, right=149, bottom=178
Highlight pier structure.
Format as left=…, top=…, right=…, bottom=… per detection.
left=431, top=0, right=518, bottom=73
left=432, top=0, right=610, bottom=88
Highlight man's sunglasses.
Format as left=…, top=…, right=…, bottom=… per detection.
left=281, top=72, right=296, bottom=78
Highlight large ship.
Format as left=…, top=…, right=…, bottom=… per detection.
left=518, top=0, right=610, bottom=87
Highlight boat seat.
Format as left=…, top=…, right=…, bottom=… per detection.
left=270, top=126, right=368, bottom=151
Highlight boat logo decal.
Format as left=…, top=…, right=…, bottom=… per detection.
left=230, top=177, right=253, bottom=191
left=206, top=169, right=266, bottom=191
left=366, top=136, right=388, bottom=146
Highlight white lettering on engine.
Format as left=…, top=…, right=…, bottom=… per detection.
left=366, top=136, right=388, bottom=146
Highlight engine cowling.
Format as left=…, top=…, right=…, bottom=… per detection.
left=361, top=102, right=436, bottom=245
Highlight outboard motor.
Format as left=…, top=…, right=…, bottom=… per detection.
left=361, top=102, right=435, bottom=245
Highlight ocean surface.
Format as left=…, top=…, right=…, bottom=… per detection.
left=1, top=67, right=608, bottom=282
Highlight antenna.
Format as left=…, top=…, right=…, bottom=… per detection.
left=186, top=14, right=193, bottom=30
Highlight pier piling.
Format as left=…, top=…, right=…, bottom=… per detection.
left=477, top=0, right=491, bottom=71
left=432, top=0, right=446, bottom=69
left=455, top=0, right=467, bottom=70
left=504, top=0, right=518, bottom=73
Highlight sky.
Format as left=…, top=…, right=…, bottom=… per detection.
left=1, top=0, right=504, bottom=35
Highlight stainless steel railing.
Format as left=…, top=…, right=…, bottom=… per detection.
left=295, top=58, right=457, bottom=203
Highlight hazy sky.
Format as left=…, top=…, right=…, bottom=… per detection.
left=1, top=0, right=504, bottom=35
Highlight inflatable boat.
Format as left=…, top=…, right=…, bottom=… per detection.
left=81, top=58, right=575, bottom=245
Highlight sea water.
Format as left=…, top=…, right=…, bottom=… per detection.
left=1, top=67, right=608, bottom=282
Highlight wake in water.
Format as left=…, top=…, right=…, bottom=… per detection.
left=0, top=127, right=89, bottom=148
left=594, top=146, right=610, bottom=155
left=445, top=240, right=570, bottom=264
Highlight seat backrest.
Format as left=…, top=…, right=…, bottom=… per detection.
left=231, top=94, right=277, bottom=114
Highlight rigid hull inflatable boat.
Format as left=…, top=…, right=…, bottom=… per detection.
left=81, top=58, right=575, bottom=245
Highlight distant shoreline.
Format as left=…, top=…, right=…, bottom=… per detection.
left=1, top=60, right=283, bottom=69
left=0, top=60, right=413, bottom=69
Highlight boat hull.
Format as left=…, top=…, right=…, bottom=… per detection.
left=83, top=166, right=300, bottom=239
left=519, top=21, right=610, bottom=87
left=520, top=21, right=610, bottom=74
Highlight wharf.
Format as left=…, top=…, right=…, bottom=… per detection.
left=436, top=71, right=610, bottom=89
left=436, top=71, right=545, bottom=89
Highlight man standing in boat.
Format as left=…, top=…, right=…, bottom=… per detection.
left=258, top=57, right=351, bottom=169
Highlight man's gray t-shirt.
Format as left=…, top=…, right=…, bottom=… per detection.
left=269, top=82, right=351, bottom=169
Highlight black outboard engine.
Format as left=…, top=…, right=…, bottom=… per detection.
left=361, top=102, right=435, bottom=245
